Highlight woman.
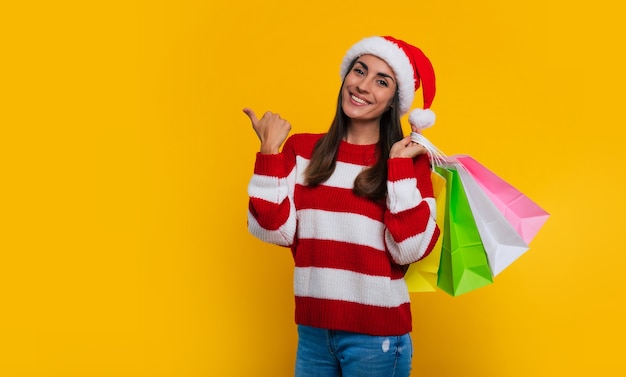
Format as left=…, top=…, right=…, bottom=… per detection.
left=244, top=36, right=440, bottom=377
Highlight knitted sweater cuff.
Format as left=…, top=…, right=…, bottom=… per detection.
left=387, top=155, right=431, bottom=185
left=254, top=152, right=286, bottom=177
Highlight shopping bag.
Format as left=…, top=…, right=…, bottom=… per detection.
left=454, top=155, right=549, bottom=244
left=436, top=166, right=493, bottom=296
left=405, top=170, right=446, bottom=292
left=455, top=163, right=529, bottom=276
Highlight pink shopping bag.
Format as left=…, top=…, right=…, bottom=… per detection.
left=454, top=155, right=549, bottom=244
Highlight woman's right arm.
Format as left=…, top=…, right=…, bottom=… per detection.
left=244, top=108, right=296, bottom=247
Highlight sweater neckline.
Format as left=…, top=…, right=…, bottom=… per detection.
left=339, top=139, right=377, bottom=150
left=338, top=140, right=378, bottom=165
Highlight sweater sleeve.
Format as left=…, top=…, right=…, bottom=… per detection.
left=384, top=153, right=440, bottom=265
left=246, top=137, right=298, bottom=247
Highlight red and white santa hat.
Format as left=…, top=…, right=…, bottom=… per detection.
left=340, top=36, right=436, bottom=128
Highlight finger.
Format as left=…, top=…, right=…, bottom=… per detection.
left=242, top=108, right=259, bottom=125
left=264, top=111, right=280, bottom=120
left=410, top=143, right=427, bottom=155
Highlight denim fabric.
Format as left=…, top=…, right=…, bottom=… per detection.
left=295, top=325, right=413, bottom=377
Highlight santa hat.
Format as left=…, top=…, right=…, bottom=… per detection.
left=339, top=36, right=436, bottom=128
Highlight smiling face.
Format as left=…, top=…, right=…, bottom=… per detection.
left=341, top=54, right=398, bottom=125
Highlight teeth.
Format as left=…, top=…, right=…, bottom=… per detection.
left=351, top=94, right=368, bottom=105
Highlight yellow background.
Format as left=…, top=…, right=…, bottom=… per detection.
left=2, top=0, right=625, bottom=376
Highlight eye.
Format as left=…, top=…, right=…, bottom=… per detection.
left=377, top=79, right=389, bottom=87
left=353, top=68, right=365, bottom=75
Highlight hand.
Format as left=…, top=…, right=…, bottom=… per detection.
left=243, top=108, right=291, bottom=154
left=389, top=135, right=427, bottom=159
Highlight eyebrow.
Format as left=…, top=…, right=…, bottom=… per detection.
left=355, top=60, right=396, bottom=83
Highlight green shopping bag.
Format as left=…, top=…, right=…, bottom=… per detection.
left=436, top=166, right=493, bottom=296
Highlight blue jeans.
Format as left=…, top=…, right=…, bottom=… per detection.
left=295, top=325, right=413, bottom=377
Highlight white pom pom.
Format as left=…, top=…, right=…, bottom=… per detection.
left=408, top=108, right=436, bottom=129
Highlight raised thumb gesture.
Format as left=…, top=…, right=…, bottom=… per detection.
left=243, top=108, right=291, bottom=154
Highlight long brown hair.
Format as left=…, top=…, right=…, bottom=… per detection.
left=304, top=61, right=404, bottom=201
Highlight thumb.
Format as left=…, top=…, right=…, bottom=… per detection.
left=242, top=107, right=259, bottom=125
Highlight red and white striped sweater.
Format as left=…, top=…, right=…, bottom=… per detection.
left=247, top=133, right=440, bottom=336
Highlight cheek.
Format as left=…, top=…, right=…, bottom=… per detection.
left=382, top=92, right=396, bottom=107
left=342, top=74, right=357, bottom=88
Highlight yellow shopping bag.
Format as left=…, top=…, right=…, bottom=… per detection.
left=404, top=170, right=446, bottom=292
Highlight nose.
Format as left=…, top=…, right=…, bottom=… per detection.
left=356, top=77, right=372, bottom=93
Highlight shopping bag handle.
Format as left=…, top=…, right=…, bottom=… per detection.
left=410, top=132, right=448, bottom=168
